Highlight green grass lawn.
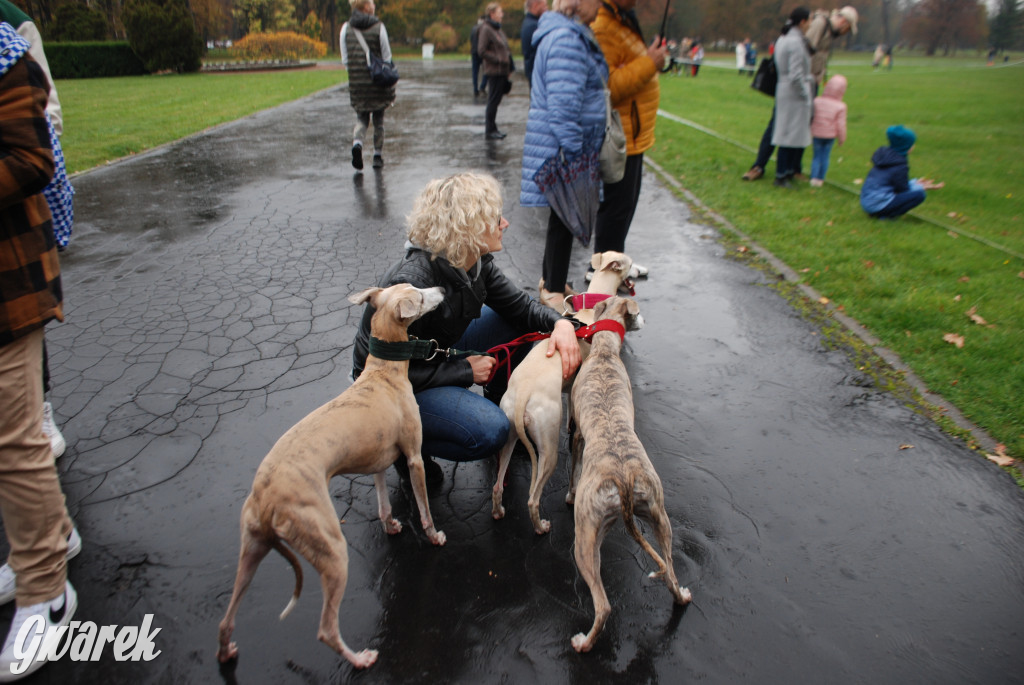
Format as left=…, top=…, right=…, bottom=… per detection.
left=56, top=70, right=345, bottom=174
left=653, top=52, right=1023, bottom=463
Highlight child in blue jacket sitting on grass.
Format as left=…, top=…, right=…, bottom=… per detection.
left=860, top=125, right=944, bottom=219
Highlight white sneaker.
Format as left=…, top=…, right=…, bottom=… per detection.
left=0, top=527, right=81, bottom=605
left=41, top=402, right=65, bottom=459
left=0, top=582, right=77, bottom=682
left=630, top=263, right=649, bottom=278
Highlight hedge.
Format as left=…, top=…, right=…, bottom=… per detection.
left=230, top=31, right=327, bottom=60
left=47, top=42, right=147, bottom=78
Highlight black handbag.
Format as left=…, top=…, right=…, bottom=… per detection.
left=751, top=56, right=777, bottom=97
left=352, top=27, right=399, bottom=87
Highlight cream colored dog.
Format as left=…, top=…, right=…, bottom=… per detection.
left=491, top=252, right=633, bottom=535
left=216, top=283, right=447, bottom=670
left=567, top=296, right=692, bottom=653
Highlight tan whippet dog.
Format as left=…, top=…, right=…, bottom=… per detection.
left=491, top=252, right=634, bottom=534
left=567, top=296, right=693, bottom=653
left=216, top=283, right=447, bottom=670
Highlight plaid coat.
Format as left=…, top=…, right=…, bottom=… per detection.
left=0, top=22, right=60, bottom=346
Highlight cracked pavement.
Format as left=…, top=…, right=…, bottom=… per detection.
left=3, top=60, right=1022, bottom=684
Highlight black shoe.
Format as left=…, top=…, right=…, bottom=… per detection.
left=351, top=144, right=363, bottom=170
left=773, top=177, right=793, bottom=188
left=394, top=457, right=444, bottom=489
left=486, top=131, right=507, bottom=140
left=372, top=154, right=384, bottom=169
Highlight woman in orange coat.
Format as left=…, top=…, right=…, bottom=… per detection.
left=589, top=0, right=668, bottom=280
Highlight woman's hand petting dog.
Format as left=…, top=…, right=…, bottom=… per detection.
left=547, top=318, right=582, bottom=380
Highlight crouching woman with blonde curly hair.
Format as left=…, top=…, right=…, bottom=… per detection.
left=351, top=172, right=581, bottom=485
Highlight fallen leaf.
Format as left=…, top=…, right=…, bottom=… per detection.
left=966, top=307, right=989, bottom=326
left=947, top=231, right=958, bottom=238
left=799, top=267, right=811, bottom=273
left=954, top=294, right=962, bottom=302
left=853, top=178, right=862, bottom=185
left=943, top=333, right=965, bottom=348
left=1007, top=193, right=1013, bottom=199
left=819, top=296, right=830, bottom=305
left=899, top=444, right=914, bottom=450
left=800, top=216, right=812, bottom=224
left=950, top=379, right=958, bottom=386
left=863, top=260, right=875, bottom=269
left=986, top=444, right=1014, bottom=467
left=904, top=330, right=913, bottom=337
left=825, top=220, right=834, bottom=226
left=947, top=212, right=957, bottom=218
left=737, top=245, right=748, bottom=253
left=958, top=276, right=970, bottom=283
left=1018, top=272, right=1024, bottom=279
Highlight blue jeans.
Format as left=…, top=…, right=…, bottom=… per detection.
left=811, top=137, right=835, bottom=181
left=416, top=306, right=526, bottom=461
left=874, top=189, right=926, bottom=219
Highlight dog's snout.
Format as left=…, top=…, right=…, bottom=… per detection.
left=419, top=286, right=445, bottom=312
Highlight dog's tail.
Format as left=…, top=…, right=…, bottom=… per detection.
left=273, top=540, right=304, bottom=620
left=618, top=466, right=669, bottom=571
left=513, top=390, right=540, bottom=469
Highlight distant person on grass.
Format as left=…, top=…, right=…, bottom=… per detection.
left=742, top=5, right=858, bottom=182
left=341, top=0, right=395, bottom=170
left=860, top=125, right=944, bottom=219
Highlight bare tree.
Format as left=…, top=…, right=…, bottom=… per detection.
left=902, top=0, right=988, bottom=54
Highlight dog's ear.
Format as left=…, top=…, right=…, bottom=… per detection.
left=593, top=297, right=611, bottom=319
left=591, top=253, right=603, bottom=270
left=349, top=287, right=383, bottom=306
left=603, top=259, right=624, bottom=274
left=397, top=295, right=420, bottom=320
left=624, top=298, right=644, bottom=330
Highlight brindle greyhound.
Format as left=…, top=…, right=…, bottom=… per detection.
left=491, top=252, right=635, bottom=534
left=567, top=296, right=693, bottom=653
left=216, top=284, right=447, bottom=670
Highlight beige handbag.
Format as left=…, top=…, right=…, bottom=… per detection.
left=599, top=85, right=626, bottom=183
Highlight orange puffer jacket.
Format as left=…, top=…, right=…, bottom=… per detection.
left=592, top=2, right=660, bottom=155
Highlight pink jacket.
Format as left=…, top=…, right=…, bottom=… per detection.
left=811, top=75, right=848, bottom=143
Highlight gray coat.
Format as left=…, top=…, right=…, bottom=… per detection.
left=771, top=28, right=813, bottom=149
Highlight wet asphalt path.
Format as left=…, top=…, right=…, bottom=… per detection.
left=4, top=60, right=1022, bottom=684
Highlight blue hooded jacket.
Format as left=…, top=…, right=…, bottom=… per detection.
left=520, top=11, right=608, bottom=208
left=860, top=145, right=924, bottom=214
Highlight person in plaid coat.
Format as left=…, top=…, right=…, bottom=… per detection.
left=0, top=21, right=79, bottom=681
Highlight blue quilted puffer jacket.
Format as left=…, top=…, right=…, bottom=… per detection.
left=520, top=11, right=609, bottom=207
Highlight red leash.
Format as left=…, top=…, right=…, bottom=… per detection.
left=482, top=319, right=627, bottom=384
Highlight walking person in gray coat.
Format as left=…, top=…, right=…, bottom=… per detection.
left=341, top=0, right=395, bottom=170
left=771, top=7, right=812, bottom=188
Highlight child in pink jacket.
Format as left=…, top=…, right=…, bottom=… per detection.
left=809, top=74, right=848, bottom=187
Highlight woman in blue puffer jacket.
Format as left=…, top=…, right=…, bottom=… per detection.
left=520, top=0, right=606, bottom=310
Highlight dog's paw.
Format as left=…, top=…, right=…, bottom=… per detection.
left=385, top=518, right=403, bottom=535
left=216, top=642, right=239, bottom=663
left=349, top=648, right=378, bottom=669
left=571, top=633, right=592, bottom=653
left=492, top=504, right=505, bottom=520
left=534, top=519, right=551, bottom=535
left=678, top=587, right=693, bottom=604
left=429, top=529, right=447, bottom=546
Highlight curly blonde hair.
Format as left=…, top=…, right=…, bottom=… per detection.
left=406, top=172, right=504, bottom=270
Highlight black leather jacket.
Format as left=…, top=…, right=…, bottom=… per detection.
left=351, top=247, right=562, bottom=392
